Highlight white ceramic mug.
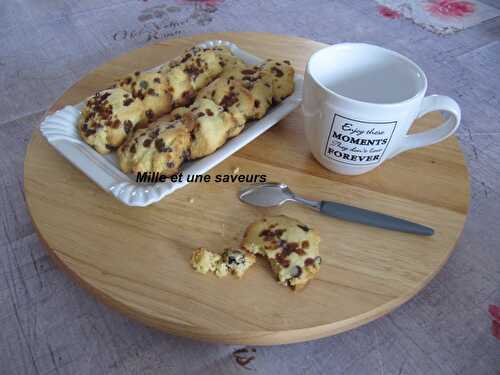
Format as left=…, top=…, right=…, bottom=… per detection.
left=302, top=43, right=461, bottom=175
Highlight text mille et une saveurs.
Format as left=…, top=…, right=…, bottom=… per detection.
left=136, top=172, right=267, bottom=184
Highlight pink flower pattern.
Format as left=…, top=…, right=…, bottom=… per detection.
left=425, top=0, right=475, bottom=18
left=378, top=5, right=401, bottom=19
left=489, top=304, right=500, bottom=340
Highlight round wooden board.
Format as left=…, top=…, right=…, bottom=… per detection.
left=24, top=33, right=469, bottom=345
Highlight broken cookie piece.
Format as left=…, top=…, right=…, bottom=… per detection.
left=241, top=215, right=321, bottom=290
left=190, top=248, right=255, bottom=278
left=215, top=249, right=256, bottom=278
left=190, top=248, right=221, bottom=274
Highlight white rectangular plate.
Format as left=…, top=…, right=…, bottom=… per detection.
left=40, top=40, right=303, bottom=207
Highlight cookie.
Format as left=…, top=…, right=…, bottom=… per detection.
left=159, top=63, right=196, bottom=107
left=78, top=88, right=146, bottom=154
left=241, top=215, right=321, bottom=289
left=197, top=63, right=278, bottom=136
left=196, top=77, right=254, bottom=137
left=259, top=60, right=295, bottom=103
left=184, top=47, right=225, bottom=91
left=115, top=70, right=172, bottom=120
left=185, top=45, right=246, bottom=73
left=117, top=117, right=191, bottom=177
left=212, top=45, right=247, bottom=70
left=190, top=248, right=256, bottom=278
left=191, top=248, right=221, bottom=274
left=221, top=65, right=273, bottom=119
left=168, top=106, right=190, bottom=121
left=215, top=249, right=256, bottom=278
left=158, top=46, right=241, bottom=107
left=171, top=98, right=237, bottom=159
left=158, top=48, right=199, bottom=106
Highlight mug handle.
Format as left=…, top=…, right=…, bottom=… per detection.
left=388, top=95, right=461, bottom=159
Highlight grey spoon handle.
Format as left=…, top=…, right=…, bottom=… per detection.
left=320, top=201, right=434, bottom=236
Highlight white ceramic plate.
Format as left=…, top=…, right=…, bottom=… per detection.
left=40, top=40, right=303, bottom=207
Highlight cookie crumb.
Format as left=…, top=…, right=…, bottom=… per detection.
left=232, top=167, right=240, bottom=174
left=188, top=197, right=195, bottom=203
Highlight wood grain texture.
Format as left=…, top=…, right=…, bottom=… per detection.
left=24, top=33, right=469, bottom=345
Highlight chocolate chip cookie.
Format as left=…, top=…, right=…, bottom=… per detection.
left=78, top=88, right=146, bottom=154
left=183, top=47, right=225, bottom=91
left=115, top=71, right=172, bottom=120
left=260, top=60, right=295, bottom=103
left=171, top=98, right=237, bottom=159
left=196, top=77, right=255, bottom=137
left=212, top=45, right=247, bottom=70
left=221, top=65, right=273, bottom=119
left=158, top=63, right=196, bottom=107
left=241, top=215, right=321, bottom=290
left=117, top=117, right=191, bottom=177
left=158, top=46, right=244, bottom=107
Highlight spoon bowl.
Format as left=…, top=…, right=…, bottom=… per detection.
left=239, top=182, right=295, bottom=207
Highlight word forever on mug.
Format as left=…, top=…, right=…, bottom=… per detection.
left=323, top=114, right=397, bottom=165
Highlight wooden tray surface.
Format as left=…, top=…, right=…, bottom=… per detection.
left=24, top=32, right=469, bottom=345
